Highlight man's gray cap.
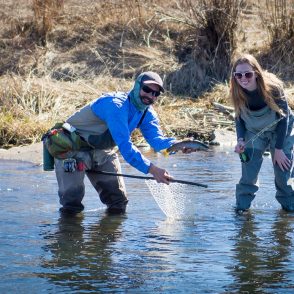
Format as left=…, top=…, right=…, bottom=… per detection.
left=140, top=71, right=164, bottom=92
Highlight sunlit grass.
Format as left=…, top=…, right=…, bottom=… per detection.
left=0, top=0, right=293, bottom=148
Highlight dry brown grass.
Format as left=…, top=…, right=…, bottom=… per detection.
left=32, top=0, right=64, bottom=46
left=250, top=0, right=293, bottom=83
left=0, top=0, right=293, bottom=148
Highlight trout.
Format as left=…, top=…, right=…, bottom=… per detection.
left=167, top=139, right=209, bottom=154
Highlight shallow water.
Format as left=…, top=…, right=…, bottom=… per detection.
left=1, top=147, right=294, bottom=293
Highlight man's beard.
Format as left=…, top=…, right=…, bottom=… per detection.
left=140, top=95, right=154, bottom=105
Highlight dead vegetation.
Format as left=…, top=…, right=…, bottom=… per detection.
left=259, top=0, right=294, bottom=81
left=0, top=0, right=293, bottom=148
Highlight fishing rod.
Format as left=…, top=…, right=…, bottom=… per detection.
left=240, top=116, right=283, bottom=163
left=96, top=171, right=208, bottom=188
left=244, top=117, right=283, bottom=147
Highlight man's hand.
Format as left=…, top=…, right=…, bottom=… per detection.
left=149, top=163, right=173, bottom=184
left=273, top=148, right=292, bottom=171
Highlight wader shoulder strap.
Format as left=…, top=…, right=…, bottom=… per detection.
left=137, top=108, right=148, bottom=128
left=128, top=96, right=148, bottom=129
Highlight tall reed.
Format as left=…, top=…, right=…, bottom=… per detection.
left=260, top=0, right=293, bottom=78
left=165, top=0, right=244, bottom=96
left=32, top=0, right=64, bottom=46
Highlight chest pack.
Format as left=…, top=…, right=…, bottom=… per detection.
left=42, top=123, right=86, bottom=159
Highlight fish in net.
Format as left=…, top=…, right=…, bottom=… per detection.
left=145, top=180, right=198, bottom=220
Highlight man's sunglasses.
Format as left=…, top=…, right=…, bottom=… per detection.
left=141, top=85, right=161, bottom=97
left=233, top=71, right=254, bottom=80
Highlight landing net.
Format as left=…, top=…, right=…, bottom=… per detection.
left=145, top=180, right=197, bottom=220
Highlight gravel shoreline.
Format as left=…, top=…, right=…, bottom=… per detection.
left=0, top=129, right=236, bottom=166
left=0, top=142, right=43, bottom=164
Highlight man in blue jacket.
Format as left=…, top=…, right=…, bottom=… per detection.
left=55, top=71, right=182, bottom=214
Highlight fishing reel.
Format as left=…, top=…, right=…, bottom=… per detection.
left=239, top=152, right=250, bottom=163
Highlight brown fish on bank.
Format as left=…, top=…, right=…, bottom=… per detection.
left=167, top=139, right=209, bottom=154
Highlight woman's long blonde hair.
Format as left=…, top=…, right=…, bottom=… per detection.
left=229, top=54, right=285, bottom=118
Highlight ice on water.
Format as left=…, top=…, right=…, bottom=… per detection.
left=145, top=180, right=197, bottom=220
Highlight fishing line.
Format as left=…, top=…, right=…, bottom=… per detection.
left=240, top=116, right=283, bottom=163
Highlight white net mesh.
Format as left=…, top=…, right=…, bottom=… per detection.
left=145, top=180, right=198, bottom=220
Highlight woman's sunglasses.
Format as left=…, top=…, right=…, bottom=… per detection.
left=141, top=85, right=161, bottom=97
left=233, top=71, right=254, bottom=80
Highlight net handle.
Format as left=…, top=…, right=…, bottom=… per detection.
left=95, top=171, right=208, bottom=188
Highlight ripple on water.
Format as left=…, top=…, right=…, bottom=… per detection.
left=1, top=151, right=294, bottom=293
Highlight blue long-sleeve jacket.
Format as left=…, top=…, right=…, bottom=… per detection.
left=90, top=92, right=176, bottom=173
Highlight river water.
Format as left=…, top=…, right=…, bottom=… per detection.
left=1, top=146, right=294, bottom=293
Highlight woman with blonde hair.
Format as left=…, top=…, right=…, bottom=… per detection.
left=230, top=54, right=294, bottom=213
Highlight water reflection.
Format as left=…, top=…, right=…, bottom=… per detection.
left=39, top=213, right=127, bottom=292
left=230, top=211, right=294, bottom=293
left=2, top=151, right=294, bottom=293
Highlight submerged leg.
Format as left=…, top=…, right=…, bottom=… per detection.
left=272, top=149, right=294, bottom=211
left=236, top=148, right=264, bottom=211
left=87, top=153, right=128, bottom=214
left=55, top=158, right=85, bottom=214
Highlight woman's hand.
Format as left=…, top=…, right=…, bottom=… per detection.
left=149, top=163, right=173, bottom=184
left=234, top=138, right=245, bottom=154
left=273, top=148, right=292, bottom=171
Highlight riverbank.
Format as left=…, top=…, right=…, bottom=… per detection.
left=0, top=142, right=43, bottom=165
left=1, top=0, right=293, bottom=149
left=0, top=129, right=236, bottom=166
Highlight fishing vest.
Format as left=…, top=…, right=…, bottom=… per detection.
left=67, top=104, right=116, bottom=150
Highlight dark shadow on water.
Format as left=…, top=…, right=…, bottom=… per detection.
left=1, top=153, right=294, bottom=293
left=228, top=210, right=294, bottom=293
left=38, top=213, right=132, bottom=292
